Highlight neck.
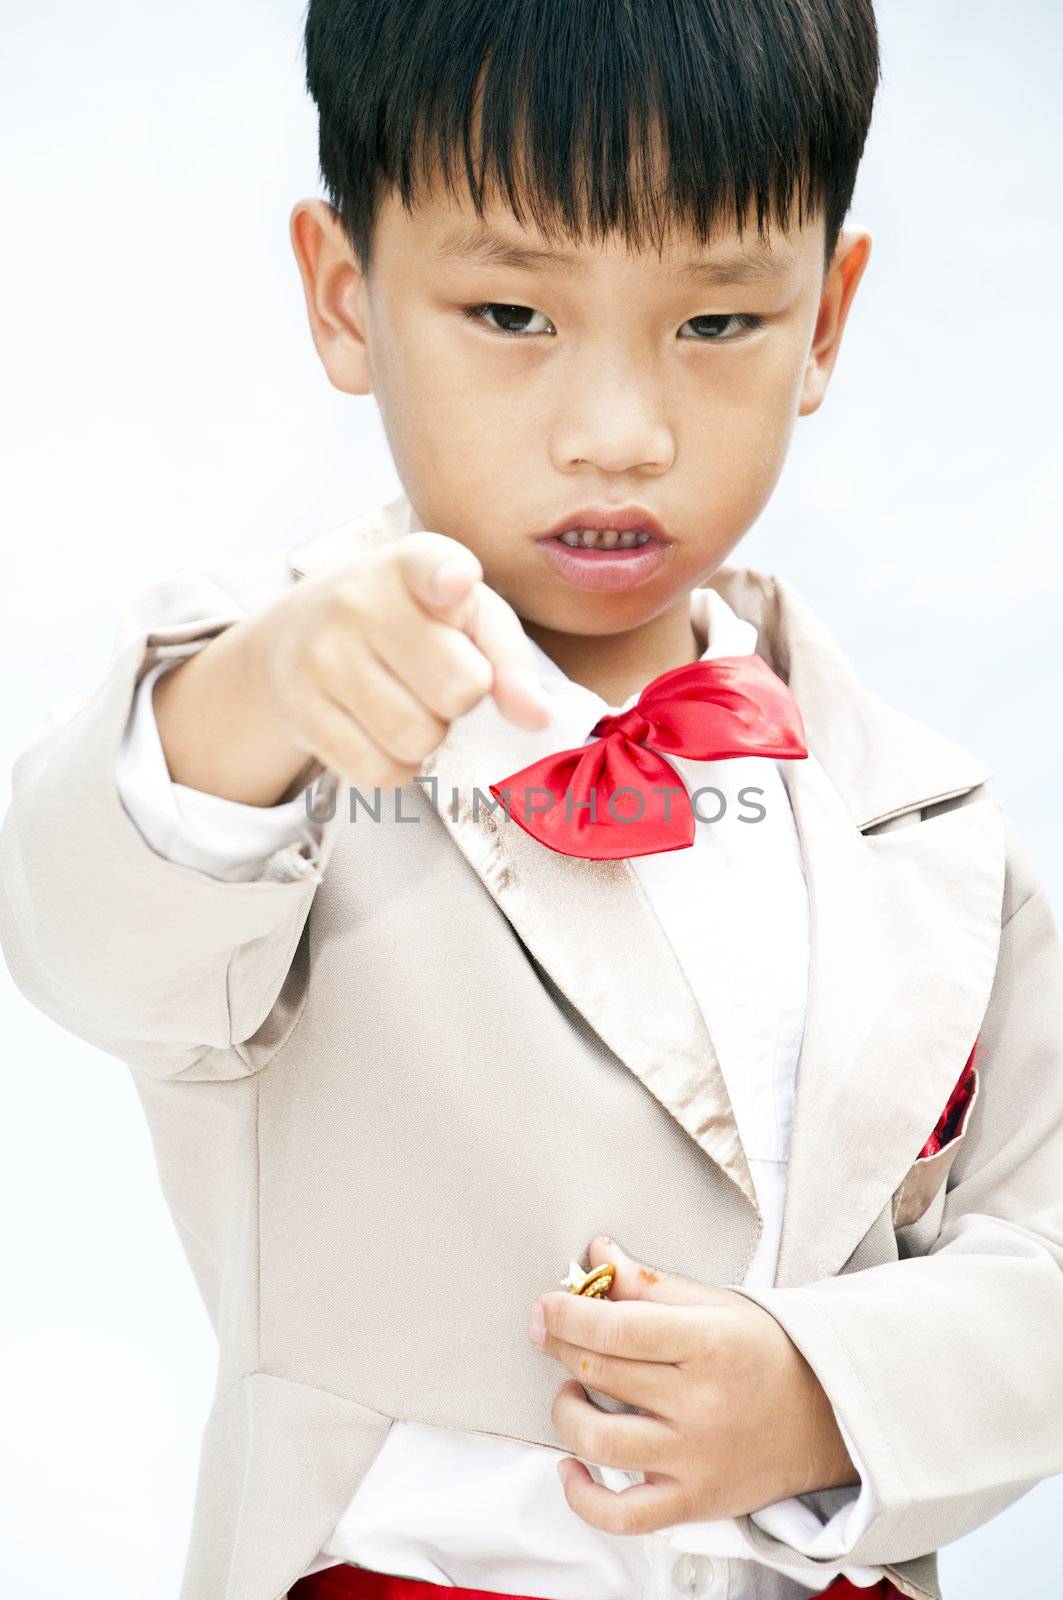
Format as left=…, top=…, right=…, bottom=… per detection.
left=523, top=596, right=703, bottom=706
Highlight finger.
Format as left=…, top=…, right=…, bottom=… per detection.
left=552, top=1379, right=676, bottom=1472
left=536, top=1291, right=707, bottom=1365
left=461, top=578, right=553, bottom=731
left=380, top=548, right=553, bottom=732
left=540, top=1329, right=677, bottom=1412
left=392, top=533, right=550, bottom=729
left=365, top=598, right=497, bottom=727
left=322, top=636, right=449, bottom=770
left=554, top=1455, right=687, bottom=1537
left=394, top=531, right=485, bottom=618
left=301, top=689, right=421, bottom=791
left=585, top=1234, right=736, bottom=1309
left=365, top=538, right=508, bottom=724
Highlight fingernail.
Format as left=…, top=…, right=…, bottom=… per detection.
left=528, top=1303, right=546, bottom=1346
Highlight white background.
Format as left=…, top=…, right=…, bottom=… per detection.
left=1, top=3, right=1061, bottom=1595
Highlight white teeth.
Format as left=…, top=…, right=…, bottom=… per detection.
left=557, top=528, right=655, bottom=550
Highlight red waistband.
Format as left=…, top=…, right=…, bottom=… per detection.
left=288, top=1562, right=904, bottom=1600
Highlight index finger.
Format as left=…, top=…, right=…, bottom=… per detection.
left=395, top=532, right=553, bottom=732
left=537, top=1292, right=699, bottom=1365
left=460, top=578, right=554, bottom=732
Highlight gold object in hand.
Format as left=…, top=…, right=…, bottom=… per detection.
left=558, top=1258, right=616, bottom=1297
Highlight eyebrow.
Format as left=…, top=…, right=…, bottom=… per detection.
left=435, top=225, right=791, bottom=285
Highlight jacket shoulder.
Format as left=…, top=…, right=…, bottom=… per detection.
left=110, top=546, right=296, bottom=657
left=994, top=802, right=1048, bottom=927
left=918, top=784, right=1043, bottom=928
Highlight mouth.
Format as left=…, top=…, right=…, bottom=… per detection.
left=534, top=507, right=674, bottom=592
left=546, top=528, right=660, bottom=553
left=539, top=505, right=674, bottom=548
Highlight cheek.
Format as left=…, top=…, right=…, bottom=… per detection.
left=372, top=363, right=512, bottom=544
left=701, top=344, right=807, bottom=496
left=380, top=320, right=506, bottom=450
left=369, top=322, right=481, bottom=480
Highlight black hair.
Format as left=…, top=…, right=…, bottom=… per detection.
left=303, top=0, right=880, bottom=275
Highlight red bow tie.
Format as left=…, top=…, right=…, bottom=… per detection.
left=488, top=653, right=809, bottom=860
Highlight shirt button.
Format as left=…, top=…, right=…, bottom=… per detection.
left=670, top=1552, right=716, bottom=1595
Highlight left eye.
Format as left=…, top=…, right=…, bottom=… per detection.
left=460, top=304, right=763, bottom=341
left=680, top=313, right=763, bottom=340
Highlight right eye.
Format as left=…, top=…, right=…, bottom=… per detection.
left=460, top=303, right=555, bottom=338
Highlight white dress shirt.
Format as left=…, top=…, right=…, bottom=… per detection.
left=115, top=585, right=888, bottom=1599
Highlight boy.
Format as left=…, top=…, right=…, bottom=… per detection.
left=2, top=3, right=1062, bottom=1599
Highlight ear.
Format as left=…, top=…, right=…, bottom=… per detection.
left=289, top=198, right=373, bottom=396
left=798, top=225, right=872, bottom=417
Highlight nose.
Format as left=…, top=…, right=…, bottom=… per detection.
left=552, top=358, right=675, bottom=476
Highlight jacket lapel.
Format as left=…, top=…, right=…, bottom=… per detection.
left=771, top=747, right=1004, bottom=1285
left=419, top=681, right=761, bottom=1219
left=713, top=569, right=1006, bottom=1285
left=289, top=498, right=1007, bottom=1287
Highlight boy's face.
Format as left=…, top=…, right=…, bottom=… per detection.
left=291, top=175, right=869, bottom=656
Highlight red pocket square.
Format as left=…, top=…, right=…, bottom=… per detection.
left=918, top=1038, right=979, bottom=1159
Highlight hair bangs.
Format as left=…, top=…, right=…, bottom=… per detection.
left=305, top=0, right=879, bottom=270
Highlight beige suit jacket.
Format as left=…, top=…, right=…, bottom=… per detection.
left=2, top=493, right=1061, bottom=1600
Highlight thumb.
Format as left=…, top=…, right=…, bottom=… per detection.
left=396, top=530, right=485, bottom=616
left=398, top=532, right=553, bottom=733
left=584, top=1234, right=734, bottom=1308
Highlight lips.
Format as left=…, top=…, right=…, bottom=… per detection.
left=534, top=518, right=673, bottom=592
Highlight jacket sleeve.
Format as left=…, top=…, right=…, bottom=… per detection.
left=116, top=656, right=317, bottom=882
left=745, top=1411, right=882, bottom=1561
left=0, top=565, right=343, bottom=1082
left=724, top=833, right=1063, bottom=1572
left=667, top=1411, right=885, bottom=1582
